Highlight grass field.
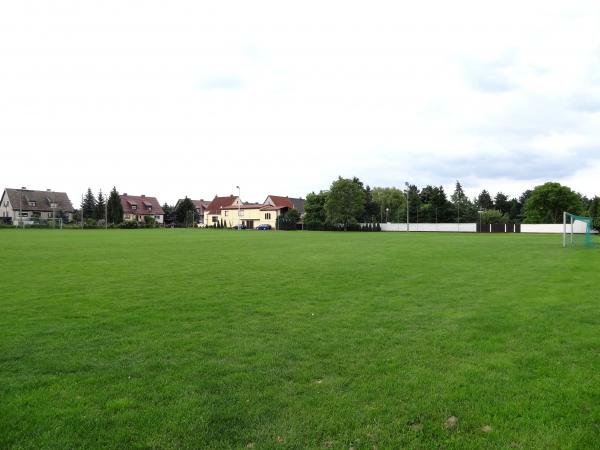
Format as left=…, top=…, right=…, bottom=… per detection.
left=1, top=230, right=599, bottom=449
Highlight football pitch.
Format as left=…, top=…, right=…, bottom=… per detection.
left=1, top=230, right=598, bottom=449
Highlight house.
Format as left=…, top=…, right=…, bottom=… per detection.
left=0, top=187, right=74, bottom=224
left=204, top=195, right=241, bottom=225
left=217, top=195, right=306, bottom=229
left=121, top=194, right=165, bottom=224
left=191, top=200, right=210, bottom=224
left=264, top=195, right=305, bottom=217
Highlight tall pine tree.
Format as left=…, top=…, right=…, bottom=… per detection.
left=95, top=190, right=106, bottom=221
left=81, top=188, right=96, bottom=220
left=107, top=187, right=124, bottom=224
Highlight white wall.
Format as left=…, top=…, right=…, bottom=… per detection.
left=376, top=222, right=595, bottom=234
left=521, top=223, right=593, bottom=234
left=379, top=223, right=477, bottom=232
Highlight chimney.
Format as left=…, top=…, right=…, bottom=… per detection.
left=46, top=189, right=51, bottom=192
left=141, top=195, right=145, bottom=198
left=123, top=193, right=127, bottom=196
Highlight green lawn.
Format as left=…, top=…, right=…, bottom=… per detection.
left=1, top=230, right=599, bottom=449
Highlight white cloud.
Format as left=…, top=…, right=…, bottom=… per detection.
left=1, top=0, right=599, bottom=204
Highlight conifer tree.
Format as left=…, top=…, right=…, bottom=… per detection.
left=81, top=188, right=96, bottom=220
left=107, top=187, right=124, bottom=224
left=95, top=190, right=106, bottom=221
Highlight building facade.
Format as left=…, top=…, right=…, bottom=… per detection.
left=1, top=188, right=75, bottom=224
left=121, top=194, right=165, bottom=224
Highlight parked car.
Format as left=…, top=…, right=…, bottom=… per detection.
left=256, top=224, right=272, bottom=230
left=231, top=224, right=247, bottom=230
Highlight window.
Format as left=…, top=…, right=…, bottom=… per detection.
left=155, top=215, right=161, bottom=220
left=212, top=216, right=218, bottom=223
left=265, top=213, right=271, bottom=220
left=147, top=206, right=152, bottom=211
left=48, top=212, right=53, bottom=218
left=50, top=203, right=58, bottom=208
left=20, top=212, right=28, bottom=217
left=28, top=201, right=36, bottom=207
left=3, top=201, right=8, bottom=207
left=132, top=205, right=137, bottom=210
left=224, top=210, right=228, bottom=217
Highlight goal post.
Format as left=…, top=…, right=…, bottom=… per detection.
left=563, top=212, right=594, bottom=248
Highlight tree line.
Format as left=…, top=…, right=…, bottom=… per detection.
left=78, top=187, right=124, bottom=225
left=304, top=178, right=600, bottom=231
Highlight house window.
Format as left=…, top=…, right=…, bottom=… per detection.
left=154, top=215, right=160, bottom=220
left=28, top=201, right=36, bottom=207
left=212, top=216, right=218, bottom=223
left=48, top=212, right=53, bottom=218
left=147, top=206, right=152, bottom=211
left=265, top=213, right=271, bottom=220
left=20, top=212, right=28, bottom=217
left=50, top=203, right=58, bottom=208
left=224, top=210, right=228, bottom=216
left=132, top=205, right=137, bottom=210
left=3, top=201, right=8, bottom=207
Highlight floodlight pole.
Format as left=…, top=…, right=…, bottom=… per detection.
left=236, top=185, right=241, bottom=230
left=405, top=182, right=410, bottom=232
left=105, top=190, right=108, bottom=230
left=19, top=187, right=23, bottom=229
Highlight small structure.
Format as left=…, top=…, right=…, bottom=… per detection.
left=121, top=194, right=165, bottom=224
left=0, top=187, right=74, bottom=224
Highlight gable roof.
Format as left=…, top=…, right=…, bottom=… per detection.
left=206, top=195, right=238, bottom=215
left=3, top=188, right=74, bottom=212
left=120, top=194, right=164, bottom=216
left=265, top=195, right=305, bottom=214
left=191, top=200, right=210, bottom=210
left=222, top=203, right=267, bottom=210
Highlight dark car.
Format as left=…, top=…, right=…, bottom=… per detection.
left=256, top=224, right=272, bottom=230
left=231, top=224, right=247, bottom=230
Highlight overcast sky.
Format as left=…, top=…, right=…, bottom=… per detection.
left=1, top=1, right=600, bottom=205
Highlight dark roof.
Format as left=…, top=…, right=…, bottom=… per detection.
left=265, top=195, right=305, bottom=215
left=121, top=194, right=164, bottom=216
left=3, top=188, right=74, bottom=212
left=191, top=200, right=210, bottom=210
left=206, top=195, right=237, bottom=215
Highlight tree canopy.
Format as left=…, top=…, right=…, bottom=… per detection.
left=523, top=182, right=584, bottom=224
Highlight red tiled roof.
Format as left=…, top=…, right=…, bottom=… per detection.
left=221, top=203, right=266, bottom=210
left=206, top=195, right=237, bottom=215
left=120, top=194, right=164, bottom=216
left=266, top=195, right=294, bottom=209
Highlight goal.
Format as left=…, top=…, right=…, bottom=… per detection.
left=563, top=212, right=593, bottom=248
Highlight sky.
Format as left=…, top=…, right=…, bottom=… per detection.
left=1, top=0, right=600, bottom=205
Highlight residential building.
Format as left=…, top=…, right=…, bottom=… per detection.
left=121, top=194, right=165, bottom=224
left=204, top=195, right=241, bottom=225
left=0, top=187, right=74, bottom=224
left=216, top=195, right=306, bottom=229
left=192, top=200, right=210, bottom=224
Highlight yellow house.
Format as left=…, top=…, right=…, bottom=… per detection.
left=220, top=203, right=280, bottom=229
left=218, top=195, right=305, bottom=229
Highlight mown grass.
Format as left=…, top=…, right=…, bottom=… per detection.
left=1, top=229, right=599, bottom=449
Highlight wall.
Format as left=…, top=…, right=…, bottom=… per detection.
left=379, top=223, right=477, bottom=232
left=378, top=222, right=596, bottom=234
left=521, top=223, right=593, bottom=234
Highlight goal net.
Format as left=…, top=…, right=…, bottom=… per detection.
left=563, top=212, right=594, bottom=248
